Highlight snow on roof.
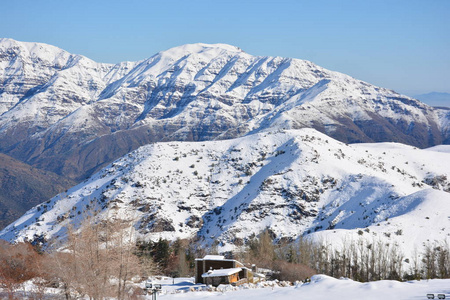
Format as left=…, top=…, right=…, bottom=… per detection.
left=202, top=268, right=242, bottom=278
left=203, top=255, right=225, bottom=260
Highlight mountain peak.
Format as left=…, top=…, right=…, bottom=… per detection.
left=0, top=37, right=70, bottom=56
left=0, top=37, right=93, bottom=71
left=148, top=43, right=245, bottom=66
left=159, top=43, right=243, bottom=56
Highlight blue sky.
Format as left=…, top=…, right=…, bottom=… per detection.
left=1, top=0, right=449, bottom=97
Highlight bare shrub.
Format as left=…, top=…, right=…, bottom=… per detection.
left=273, top=260, right=316, bottom=282
left=0, top=241, right=44, bottom=299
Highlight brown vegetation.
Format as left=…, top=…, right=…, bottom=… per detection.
left=46, top=216, right=154, bottom=299
left=0, top=225, right=449, bottom=298
left=0, top=240, right=43, bottom=299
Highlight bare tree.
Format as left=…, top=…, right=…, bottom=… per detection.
left=47, top=213, right=152, bottom=300
left=246, top=229, right=276, bottom=269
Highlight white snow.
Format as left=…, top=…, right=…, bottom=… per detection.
left=202, top=255, right=225, bottom=260
left=130, top=276, right=450, bottom=300
left=8, top=275, right=450, bottom=300
left=425, top=144, right=450, bottom=153
left=202, top=268, right=242, bottom=278
left=1, top=128, right=449, bottom=263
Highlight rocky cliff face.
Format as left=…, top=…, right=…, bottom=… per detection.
left=0, top=38, right=449, bottom=183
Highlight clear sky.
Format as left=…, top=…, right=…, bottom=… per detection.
left=1, top=0, right=449, bottom=97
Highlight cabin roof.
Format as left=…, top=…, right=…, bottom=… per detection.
left=195, top=255, right=234, bottom=262
left=195, top=255, right=245, bottom=265
left=202, top=255, right=225, bottom=260
left=201, top=267, right=242, bottom=278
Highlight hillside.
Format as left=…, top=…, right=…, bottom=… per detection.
left=0, top=153, right=75, bottom=228
left=1, top=129, right=449, bottom=260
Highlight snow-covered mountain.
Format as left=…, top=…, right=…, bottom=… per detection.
left=2, top=129, right=449, bottom=258
left=1, top=38, right=449, bottom=182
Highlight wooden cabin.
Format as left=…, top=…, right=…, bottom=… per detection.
left=201, top=267, right=242, bottom=286
left=195, top=255, right=254, bottom=286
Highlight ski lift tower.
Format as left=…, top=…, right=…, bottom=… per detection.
left=144, top=282, right=162, bottom=300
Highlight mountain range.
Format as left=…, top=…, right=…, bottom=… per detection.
left=1, top=38, right=449, bottom=184
left=0, top=38, right=450, bottom=249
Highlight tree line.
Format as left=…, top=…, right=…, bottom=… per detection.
left=236, top=230, right=449, bottom=282
left=0, top=223, right=449, bottom=299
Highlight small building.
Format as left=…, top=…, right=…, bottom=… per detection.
left=195, top=255, right=253, bottom=285
left=201, top=267, right=242, bottom=286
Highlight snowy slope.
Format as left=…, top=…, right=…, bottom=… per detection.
left=9, top=275, right=450, bottom=300
left=1, top=129, right=449, bottom=260
left=154, top=275, right=450, bottom=300
left=0, top=38, right=448, bottom=183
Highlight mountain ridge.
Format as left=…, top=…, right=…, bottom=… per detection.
left=1, top=128, right=449, bottom=259
left=1, top=38, right=448, bottom=183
